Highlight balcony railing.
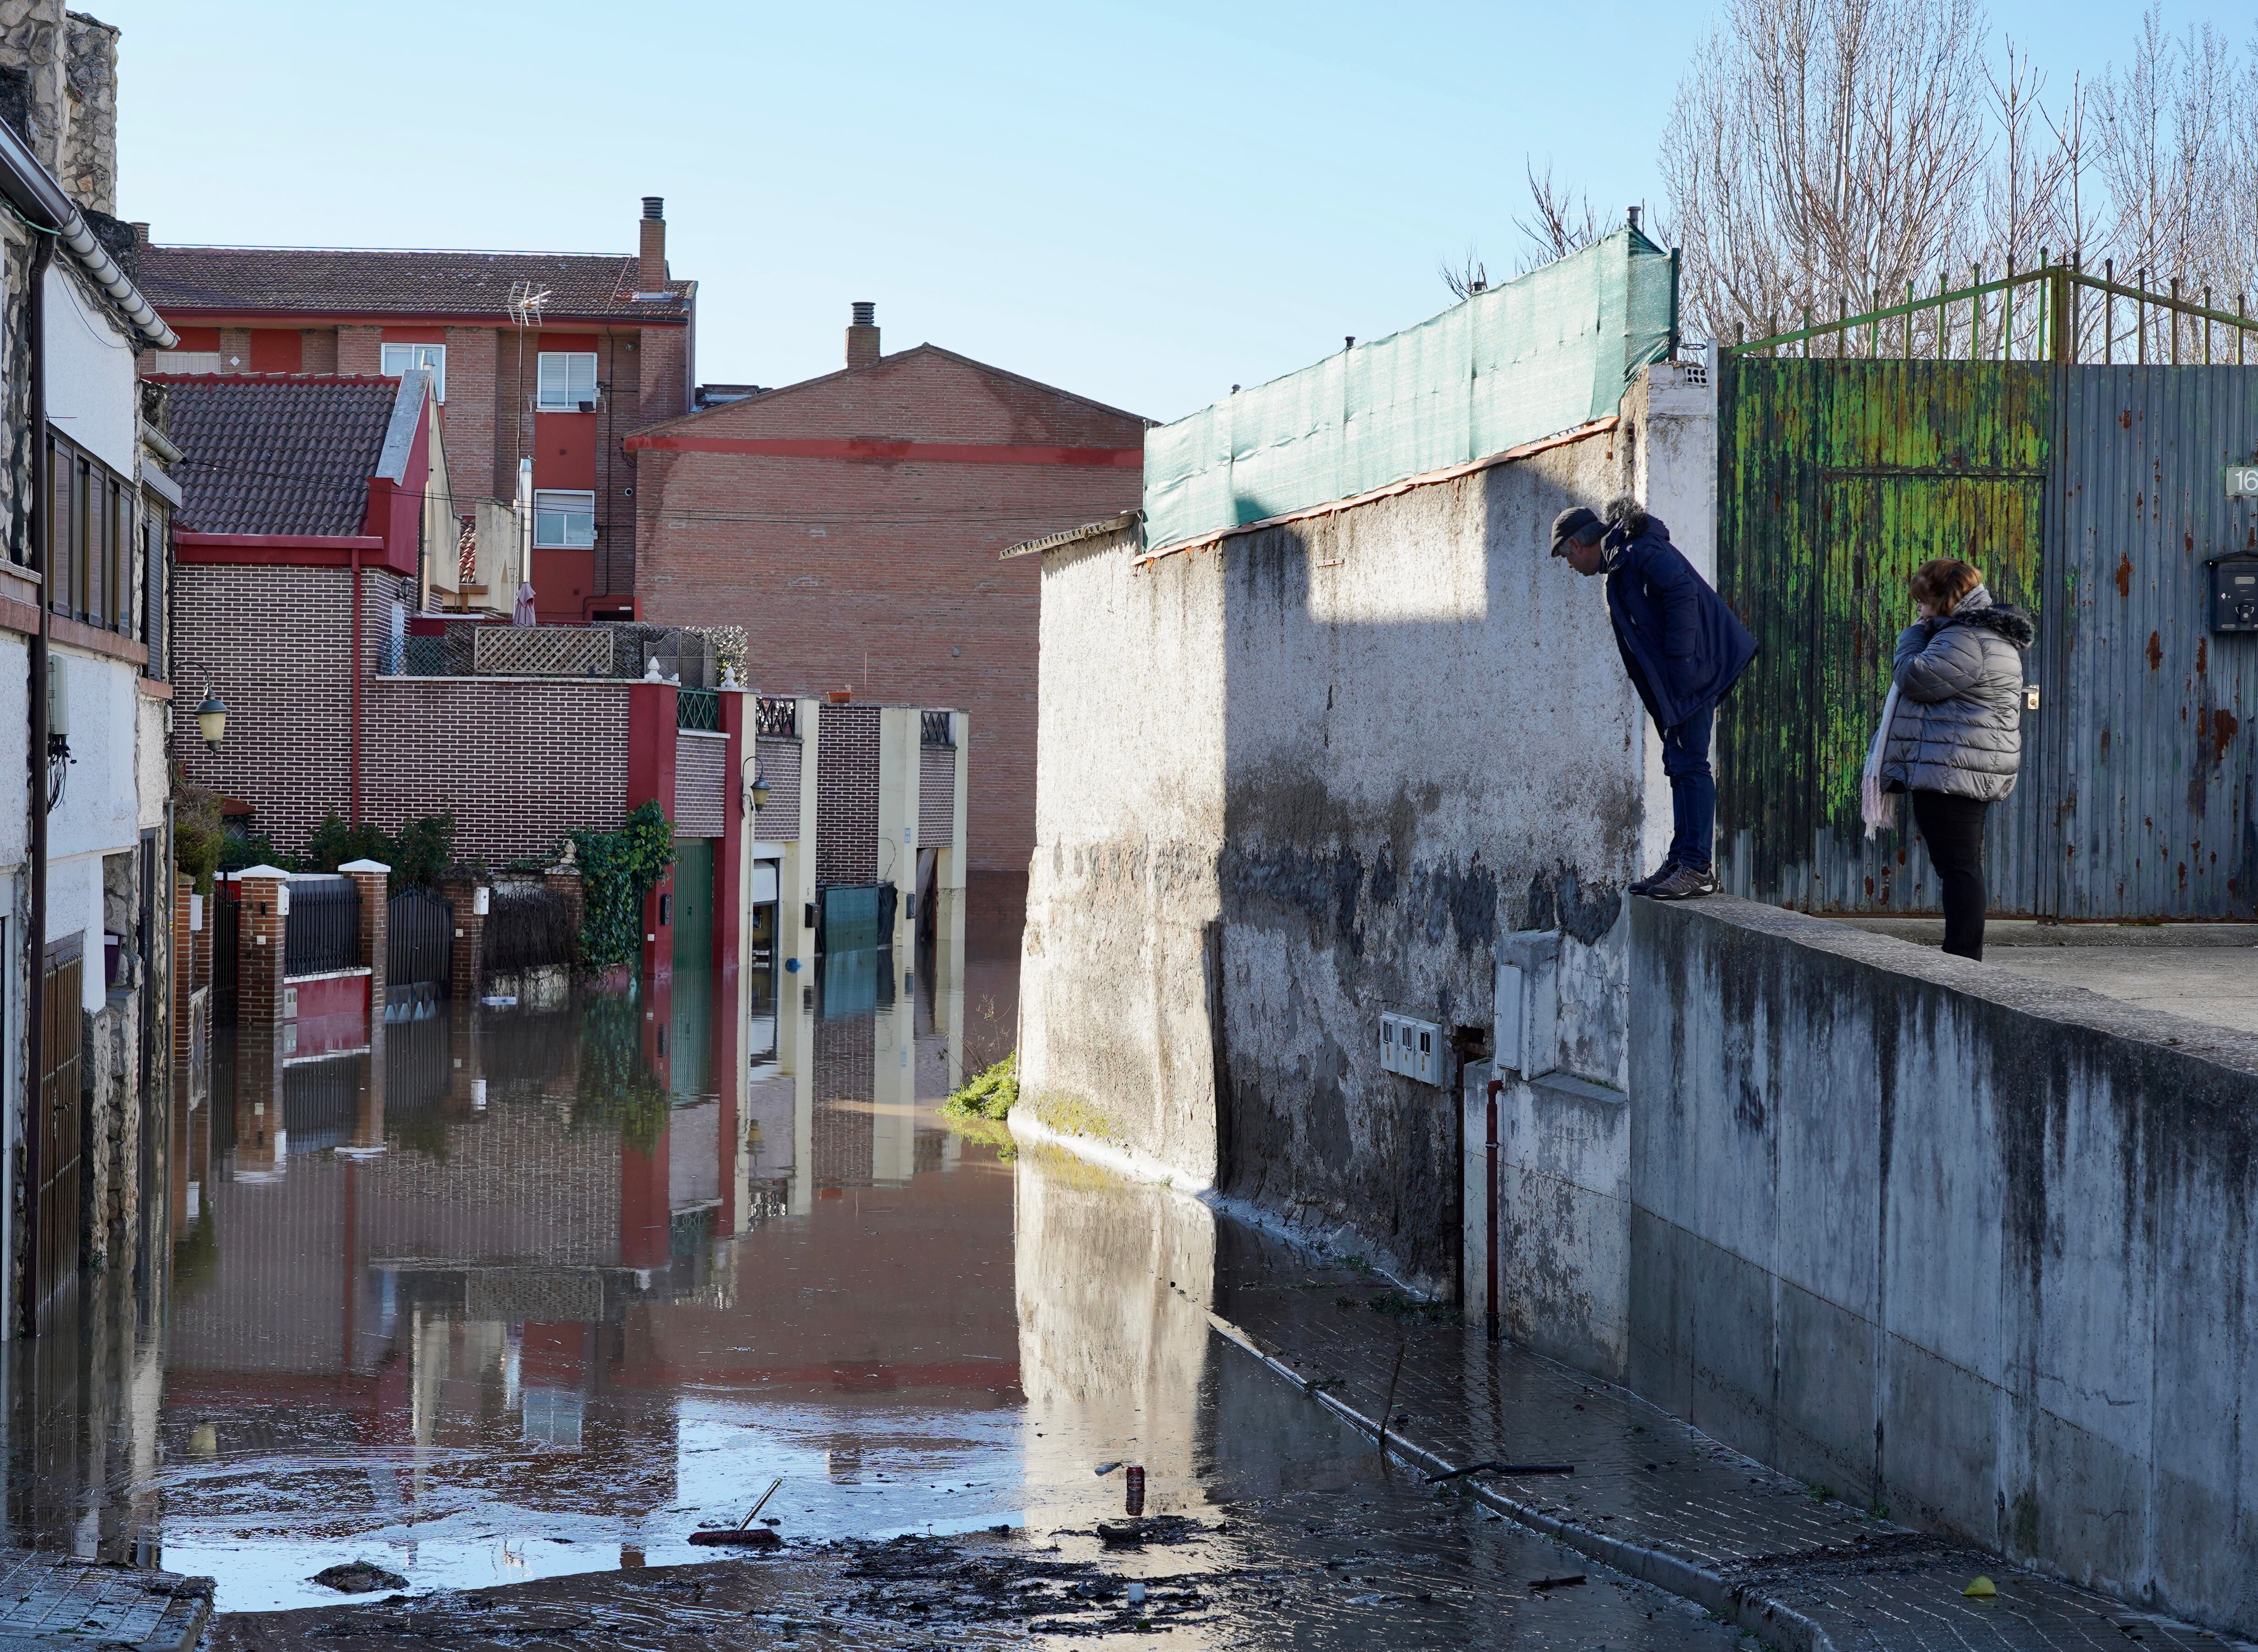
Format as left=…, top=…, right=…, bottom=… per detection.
left=677, top=688, right=721, bottom=732
left=756, top=696, right=798, bottom=739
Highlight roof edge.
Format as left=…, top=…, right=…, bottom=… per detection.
left=1002, top=510, right=1143, bottom=560
left=373, top=369, right=430, bottom=483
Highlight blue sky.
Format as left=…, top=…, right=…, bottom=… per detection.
left=101, top=0, right=2252, bottom=424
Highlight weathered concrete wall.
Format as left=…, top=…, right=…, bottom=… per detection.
left=1023, top=366, right=1712, bottom=1294
left=1018, top=519, right=1226, bottom=1186
left=1628, top=895, right=2258, bottom=1636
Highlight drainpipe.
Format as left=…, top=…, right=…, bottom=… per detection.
left=1484, top=1076, right=1502, bottom=1341
left=22, top=233, right=50, bottom=1339
left=349, top=543, right=362, bottom=821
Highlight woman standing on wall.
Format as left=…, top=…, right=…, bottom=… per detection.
left=1861, top=558, right=2034, bottom=961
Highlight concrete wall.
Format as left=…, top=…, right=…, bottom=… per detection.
left=1022, top=366, right=1711, bottom=1292
left=1623, top=896, right=2258, bottom=1636
left=1018, top=518, right=1226, bottom=1189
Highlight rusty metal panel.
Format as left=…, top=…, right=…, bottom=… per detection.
left=1716, top=357, right=2053, bottom=914
left=2053, top=366, right=2258, bottom=918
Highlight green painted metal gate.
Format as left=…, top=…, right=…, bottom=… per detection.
left=671, top=839, right=714, bottom=974
left=1719, top=340, right=2258, bottom=919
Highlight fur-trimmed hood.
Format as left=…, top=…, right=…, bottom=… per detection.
left=1937, top=602, right=2036, bottom=649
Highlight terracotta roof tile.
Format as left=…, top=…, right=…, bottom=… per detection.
left=136, top=245, right=692, bottom=323
left=159, top=375, right=403, bottom=536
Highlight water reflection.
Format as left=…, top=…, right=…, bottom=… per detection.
left=2, top=888, right=1726, bottom=1646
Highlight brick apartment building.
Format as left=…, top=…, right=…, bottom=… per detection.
left=131, top=198, right=694, bottom=621
left=628, top=306, right=1146, bottom=886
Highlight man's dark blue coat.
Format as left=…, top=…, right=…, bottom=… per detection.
left=1601, top=504, right=1757, bottom=730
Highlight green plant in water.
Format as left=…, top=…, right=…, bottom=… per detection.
left=570, top=802, right=675, bottom=971
left=941, top=1053, right=1017, bottom=1120
left=570, top=989, right=671, bottom=1153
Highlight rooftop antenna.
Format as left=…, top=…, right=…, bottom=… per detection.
left=507, top=281, right=551, bottom=327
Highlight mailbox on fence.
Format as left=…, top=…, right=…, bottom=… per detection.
left=2208, top=555, right=2258, bottom=633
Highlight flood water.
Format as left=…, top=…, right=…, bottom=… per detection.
left=3, top=900, right=1737, bottom=1649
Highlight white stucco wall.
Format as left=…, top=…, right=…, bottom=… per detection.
left=1022, top=366, right=1716, bottom=1291
left=43, top=263, right=136, bottom=477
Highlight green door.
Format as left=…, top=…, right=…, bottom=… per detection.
left=671, top=838, right=714, bottom=975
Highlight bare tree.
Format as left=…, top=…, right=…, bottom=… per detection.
left=1661, top=0, right=1992, bottom=343
left=1514, top=160, right=1605, bottom=272
left=1439, top=244, right=1490, bottom=303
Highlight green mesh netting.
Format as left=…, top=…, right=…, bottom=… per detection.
left=1143, top=227, right=1677, bottom=551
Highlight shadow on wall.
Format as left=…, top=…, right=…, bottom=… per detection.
left=1203, top=438, right=1653, bottom=1294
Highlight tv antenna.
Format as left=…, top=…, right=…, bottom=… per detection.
left=507, top=281, right=551, bottom=327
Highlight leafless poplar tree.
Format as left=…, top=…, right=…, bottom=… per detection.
left=1660, top=0, right=1991, bottom=342
left=1514, top=161, right=1605, bottom=272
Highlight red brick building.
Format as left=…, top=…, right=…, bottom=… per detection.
left=133, top=198, right=694, bottom=621
left=627, top=308, right=1145, bottom=883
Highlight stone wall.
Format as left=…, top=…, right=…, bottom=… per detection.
left=1021, top=365, right=1712, bottom=1294
left=1619, top=895, right=2258, bottom=1637
left=0, top=2, right=116, bottom=215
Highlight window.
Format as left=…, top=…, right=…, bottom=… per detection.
left=533, top=490, right=596, bottom=549
left=536, top=352, right=598, bottom=412
left=379, top=342, right=447, bottom=403
left=44, top=434, right=135, bottom=632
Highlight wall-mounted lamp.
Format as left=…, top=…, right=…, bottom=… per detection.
left=742, top=754, right=769, bottom=816
left=196, top=687, right=228, bottom=752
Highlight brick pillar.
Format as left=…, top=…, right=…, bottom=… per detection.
left=544, top=865, right=584, bottom=955
left=301, top=327, right=338, bottom=374
left=233, top=867, right=289, bottom=1031
left=172, top=879, right=195, bottom=1061
left=218, top=327, right=253, bottom=372
left=340, top=859, right=390, bottom=1014
left=338, top=325, right=382, bottom=375
left=438, top=874, right=487, bottom=1001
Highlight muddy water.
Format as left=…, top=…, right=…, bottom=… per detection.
left=8, top=904, right=1735, bottom=1647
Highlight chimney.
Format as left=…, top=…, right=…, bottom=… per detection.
left=129, top=222, right=149, bottom=244
left=638, top=197, right=667, bottom=294
left=846, top=300, right=880, bottom=370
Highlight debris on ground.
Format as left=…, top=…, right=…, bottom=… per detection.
left=308, top=1562, right=407, bottom=1594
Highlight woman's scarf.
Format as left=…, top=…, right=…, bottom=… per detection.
left=1861, top=683, right=1901, bottom=839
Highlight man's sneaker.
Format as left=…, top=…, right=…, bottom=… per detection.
left=1628, top=861, right=1678, bottom=896
left=1644, top=863, right=1717, bottom=901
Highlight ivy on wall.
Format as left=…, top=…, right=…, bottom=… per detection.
left=569, top=801, right=676, bottom=971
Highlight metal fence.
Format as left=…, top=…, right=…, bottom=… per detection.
left=756, top=696, right=797, bottom=738
left=677, top=688, right=721, bottom=732
left=1716, top=266, right=2258, bottom=919
left=1727, top=256, right=2258, bottom=368
left=387, top=887, right=451, bottom=996
left=283, top=876, right=360, bottom=975
left=920, top=709, right=955, bottom=748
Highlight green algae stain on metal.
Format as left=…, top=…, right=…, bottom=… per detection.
left=1717, top=358, right=2052, bottom=912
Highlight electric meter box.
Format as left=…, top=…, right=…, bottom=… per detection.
left=2209, top=556, right=2258, bottom=632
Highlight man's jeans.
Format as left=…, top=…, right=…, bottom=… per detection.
left=1660, top=705, right=1715, bottom=872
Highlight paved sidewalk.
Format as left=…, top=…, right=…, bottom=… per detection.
left=0, top=1547, right=210, bottom=1652
left=1201, top=1216, right=2250, bottom=1652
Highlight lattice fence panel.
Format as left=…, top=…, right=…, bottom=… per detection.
left=471, top=626, right=616, bottom=677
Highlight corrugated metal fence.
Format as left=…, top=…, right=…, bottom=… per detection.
left=1719, top=355, right=2258, bottom=919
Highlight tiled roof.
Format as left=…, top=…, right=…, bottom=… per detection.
left=134, top=245, right=692, bottom=322
left=159, top=375, right=406, bottom=536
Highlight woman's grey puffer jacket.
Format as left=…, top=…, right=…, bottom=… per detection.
left=1880, top=597, right=2035, bottom=800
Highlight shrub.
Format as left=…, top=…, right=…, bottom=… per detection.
left=304, top=811, right=456, bottom=893
left=483, top=886, right=579, bottom=972
left=941, top=1053, right=1018, bottom=1121
left=570, top=802, right=675, bottom=971
left=174, top=777, right=225, bottom=895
